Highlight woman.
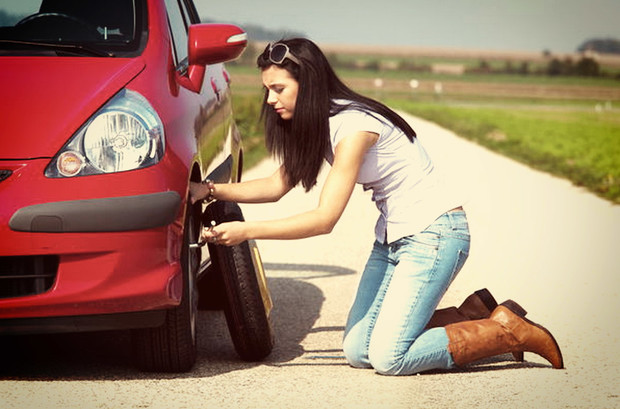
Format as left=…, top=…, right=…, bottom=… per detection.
left=190, top=38, right=563, bottom=375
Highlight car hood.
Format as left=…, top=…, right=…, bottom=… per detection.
left=0, top=57, right=145, bottom=159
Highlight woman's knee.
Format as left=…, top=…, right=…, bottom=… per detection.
left=342, top=334, right=372, bottom=369
left=368, top=347, right=404, bottom=375
left=344, top=333, right=408, bottom=373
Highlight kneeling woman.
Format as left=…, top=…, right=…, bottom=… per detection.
left=190, top=38, right=563, bottom=375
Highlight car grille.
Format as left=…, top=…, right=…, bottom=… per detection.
left=0, top=256, right=59, bottom=299
left=0, top=170, right=12, bottom=183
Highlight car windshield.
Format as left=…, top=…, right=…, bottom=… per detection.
left=0, top=0, right=146, bottom=57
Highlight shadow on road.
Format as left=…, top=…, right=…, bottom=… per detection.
left=263, top=262, right=357, bottom=280
left=0, top=262, right=549, bottom=380
left=0, top=269, right=329, bottom=380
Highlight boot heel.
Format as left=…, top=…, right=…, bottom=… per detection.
left=500, top=300, right=528, bottom=317
left=473, top=288, right=498, bottom=311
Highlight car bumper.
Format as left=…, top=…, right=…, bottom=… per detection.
left=9, top=191, right=180, bottom=233
left=0, top=158, right=187, bottom=328
left=0, top=309, right=167, bottom=335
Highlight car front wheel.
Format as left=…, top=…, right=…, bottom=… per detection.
left=131, top=199, right=200, bottom=372
left=205, top=201, right=274, bottom=361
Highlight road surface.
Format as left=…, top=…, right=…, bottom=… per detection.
left=1, top=113, right=618, bottom=408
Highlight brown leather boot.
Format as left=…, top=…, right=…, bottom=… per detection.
left=426, top=288, right=499, bottom=329
left=445, top=302, right=564, bottom=369
left=427, top=289, right=526, bottom=362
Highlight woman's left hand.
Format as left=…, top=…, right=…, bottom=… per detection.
left=201, top=221, right=247, bottom=246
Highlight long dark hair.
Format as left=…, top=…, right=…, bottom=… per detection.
left=257, top=38, right=416, bottom=191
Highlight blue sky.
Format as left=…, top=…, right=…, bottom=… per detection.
left=194, top=0, right=620, bottom=53
left=7, top=0, right=619, bottom=53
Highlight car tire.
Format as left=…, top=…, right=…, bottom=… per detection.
left=205, top=201, right=274, bottom=361
left=131, top=200, right=200, bottom=372
left=197, top=261, right=226, bottom=310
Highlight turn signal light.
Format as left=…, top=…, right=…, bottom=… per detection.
left=57, top=151, right=85, bottom=177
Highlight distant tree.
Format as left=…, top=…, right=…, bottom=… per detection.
left=547, top=58, right=564, bottom=76
left=546, top=56, right=601, bottom=77
left=477, top=59, right=491, bottom=73
left=399, top=59, right=428, bottom=72
left=365, top=59, right=381, bottom=72
left=518, top=61, right=530, bottom=76
left=562, top=57, right=575, bottom=75
left=577, top=38, right=620, bottom=54
left=575, top=57, right=600, bottom=76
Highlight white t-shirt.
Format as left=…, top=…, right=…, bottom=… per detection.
left=327, top=102, right=464, bottom=244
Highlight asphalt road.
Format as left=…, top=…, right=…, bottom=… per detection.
left=1, top=113, right=618, bottom=408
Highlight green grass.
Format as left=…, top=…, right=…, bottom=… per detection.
left=232, top=92, right=268, bottom=170
left=388, top=100, right=620, bottom=202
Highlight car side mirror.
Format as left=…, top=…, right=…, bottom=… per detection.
left=179, top=24, right=247, bottom=93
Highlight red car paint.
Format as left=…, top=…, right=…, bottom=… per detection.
left=0, top=0, right=246, bottom=327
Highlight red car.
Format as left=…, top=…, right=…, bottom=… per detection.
left=0, top=0, right=273, bottom=372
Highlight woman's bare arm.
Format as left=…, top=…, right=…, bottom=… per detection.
left=190, top=165, right=292, bottom=204
left=204, top=131, right=378, bottom=246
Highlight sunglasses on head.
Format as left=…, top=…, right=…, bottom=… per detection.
left=267, top=43, right=300, bottom=65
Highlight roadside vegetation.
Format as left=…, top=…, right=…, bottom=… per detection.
left=389, top=99, right=619, bottom=202
left=232, top=92, right=268, bottom=170
left=230, top=44, right=620, bottom=203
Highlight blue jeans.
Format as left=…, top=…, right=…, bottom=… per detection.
left=342, top=209, right=470, bottom=375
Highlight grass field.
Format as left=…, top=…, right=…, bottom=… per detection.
left=388, top=99, right=620, bottom=202
left=228, top=56, right=620, bottom=203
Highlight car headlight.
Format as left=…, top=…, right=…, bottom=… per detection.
left=45, top=89, right=165, bottom=178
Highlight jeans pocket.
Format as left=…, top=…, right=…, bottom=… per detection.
left=450, top=228, right=470, bottom=241
left=401, top=231, right=441, bottom=249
